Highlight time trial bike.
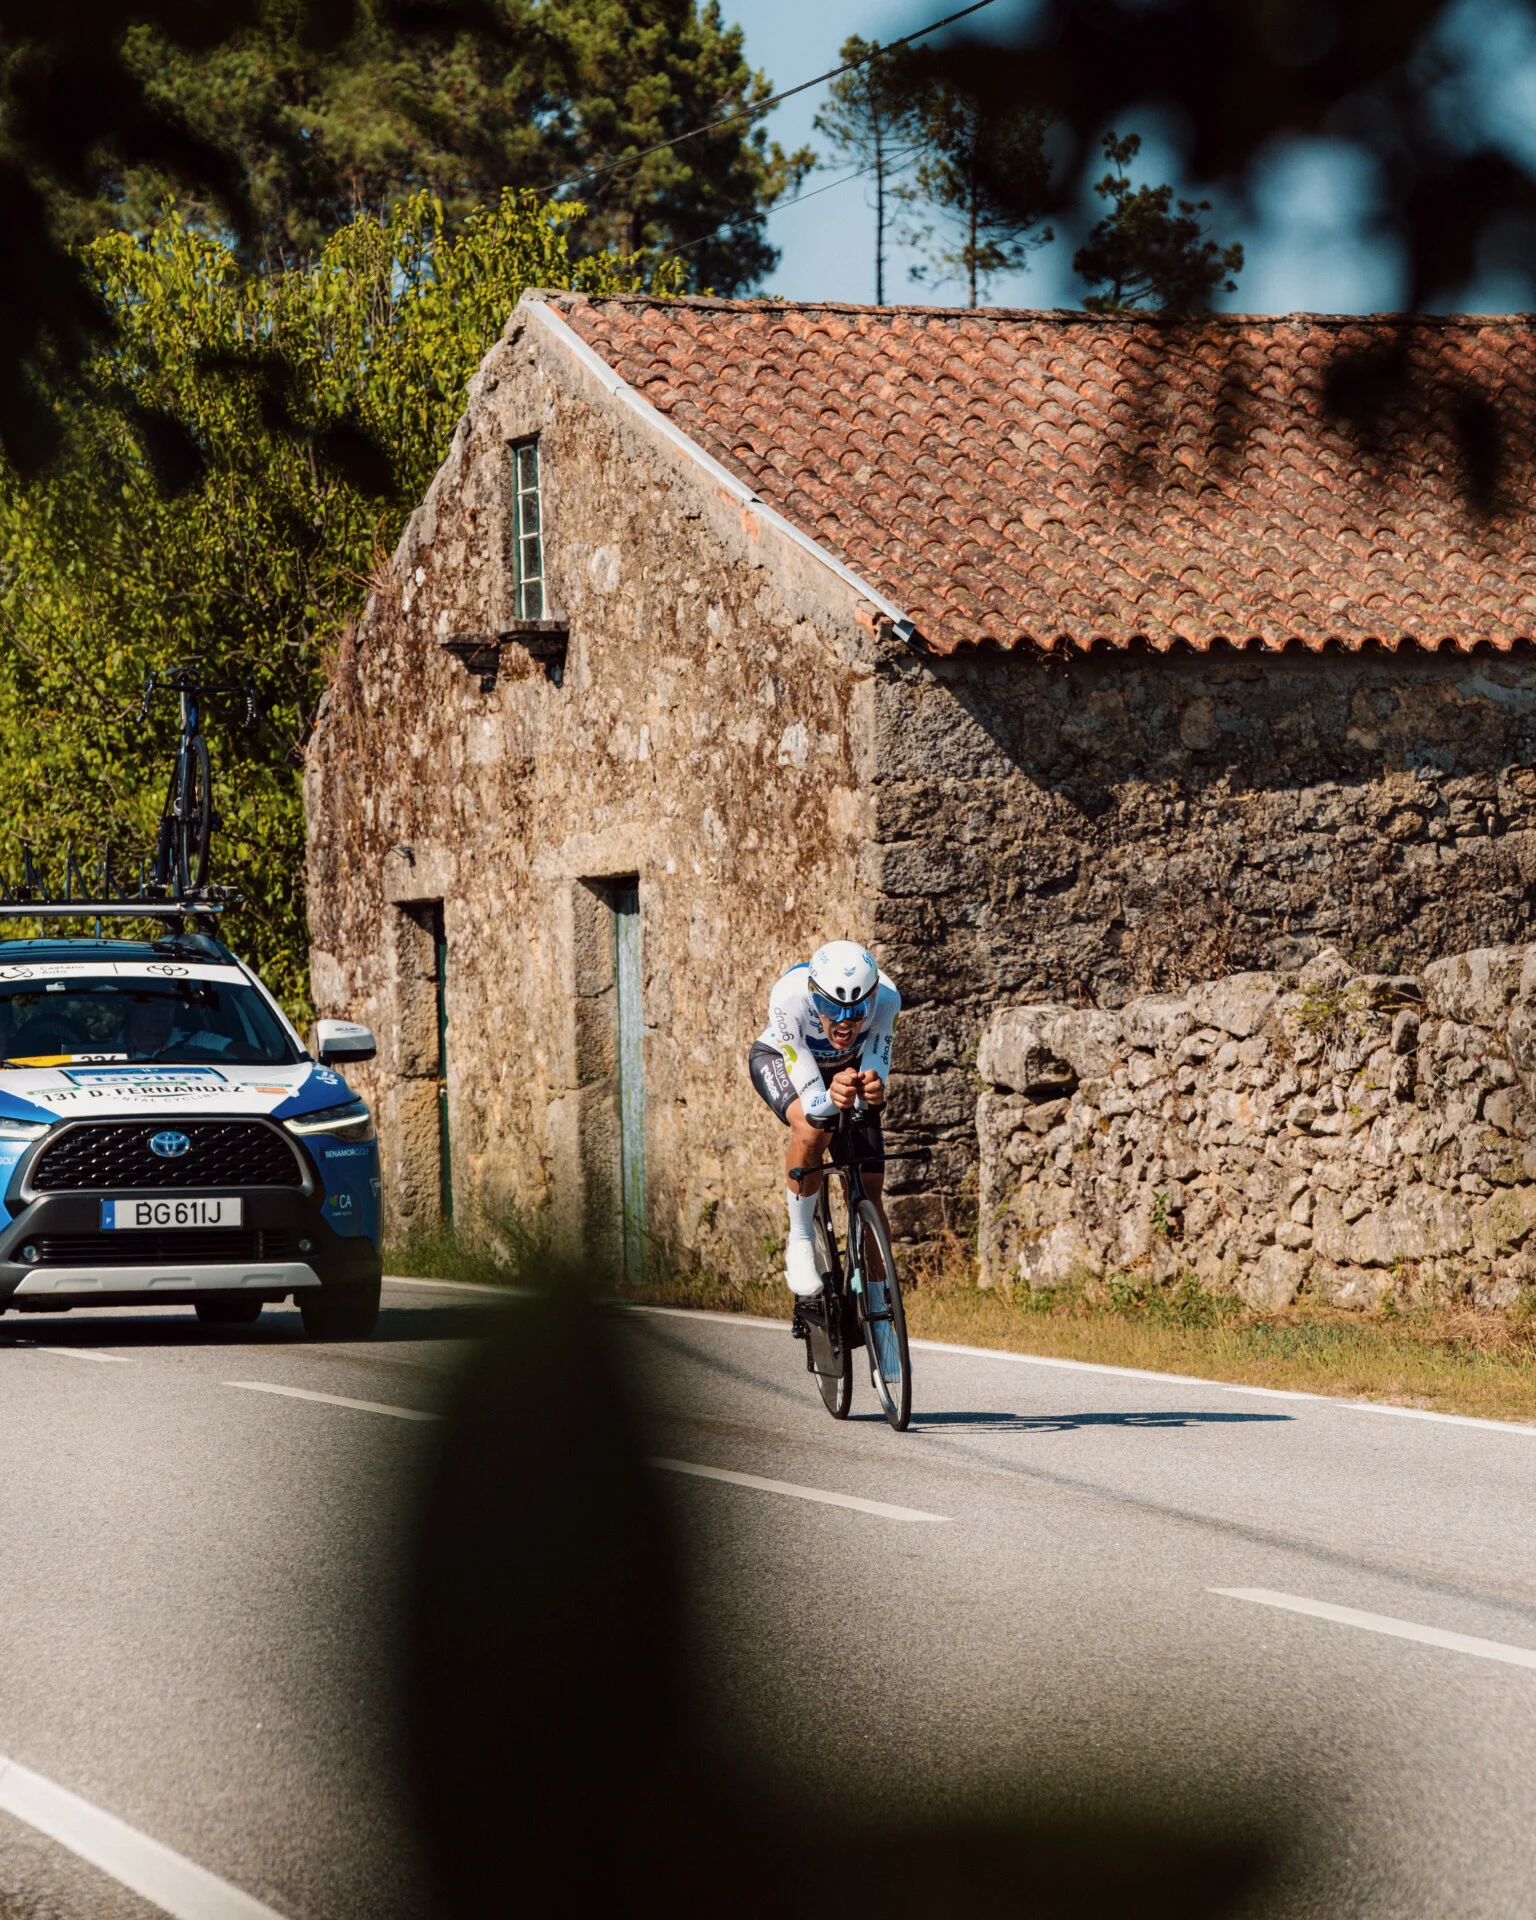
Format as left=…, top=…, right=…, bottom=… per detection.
left=790, top=1106, right=923, bottom=1432
left=140, top=668, right=256, bottom=896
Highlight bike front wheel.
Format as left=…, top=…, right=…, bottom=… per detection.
left=811, top=1212, right=853, bottom=1418
left=177, top=733, right=213, bottom=891
left=857, top=1200, right=911, bottom=1431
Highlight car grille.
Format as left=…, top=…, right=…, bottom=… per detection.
left=30, top=1123, right=304, bottom=1192
left=25, top=1229, right=294, bottom=1267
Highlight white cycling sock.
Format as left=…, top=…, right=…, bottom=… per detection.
left=785, top=1188, right=819, bottom=1244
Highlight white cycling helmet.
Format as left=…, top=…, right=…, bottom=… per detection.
left=808, top=941, right=880, bottom=1023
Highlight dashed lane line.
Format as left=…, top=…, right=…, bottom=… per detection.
left=650, top=1457, right=950, bottom=1523
left=382, top=1274, right=517, bottom=1296
left=27, top=1346, right=135, bottom=1364
left=224, top=1381, right=441, bottom=1422
left=0, top=1750, right=287, bottom=1919
left=1211, top=1587, right=1536, bottom=1670
left=19, top=1351, right=135, bottom=1367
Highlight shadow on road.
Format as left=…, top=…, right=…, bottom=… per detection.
left=0, top=1299, right=510, bottom=1349
left=408, top=1286, right=1284, bottom=1919
left=904, top=1409, right=1294, bottom=1434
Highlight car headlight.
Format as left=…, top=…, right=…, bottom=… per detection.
left=283, top=1099, right=376, bottom=1143
left=0, top=1120, right=48, bottom=1143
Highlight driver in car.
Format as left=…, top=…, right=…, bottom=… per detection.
left=123, top=993, right=230, bottom=1062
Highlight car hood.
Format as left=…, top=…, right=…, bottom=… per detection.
left=0, top=1060, right=354, bottom=1125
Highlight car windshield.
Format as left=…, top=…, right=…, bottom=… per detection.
left=0, top=978, right=301, bottom=1068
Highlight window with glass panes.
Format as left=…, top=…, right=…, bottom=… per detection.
left=512, top=439, right=543, bottom=617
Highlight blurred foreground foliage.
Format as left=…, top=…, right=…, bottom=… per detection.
left=0, top=189, right=678, bottom=1013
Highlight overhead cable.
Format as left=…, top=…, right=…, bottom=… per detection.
left=542, top=0, right=999, bottom=199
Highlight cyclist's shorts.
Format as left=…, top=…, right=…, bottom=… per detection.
left=747, top=1041, right=885, bottom=1162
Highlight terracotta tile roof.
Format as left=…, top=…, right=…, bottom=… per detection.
left=549, top=295, right=1536, bottom=656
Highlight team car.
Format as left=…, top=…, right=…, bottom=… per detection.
left=0, top=931, right=382, bottom=1338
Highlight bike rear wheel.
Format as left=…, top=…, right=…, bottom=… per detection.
left=857, top=1200, right=912, bottom=1431
left=810, top=1210, right=852, bottom=1418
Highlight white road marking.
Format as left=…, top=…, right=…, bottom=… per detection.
left=224, top=1381, right=441, bottom=1422
left=1211, top=1587, right=1536, bottom=1669
left=628, top=1305, right=1536, bottom=1440
left=0, top=1749, right=287, bottom=1919
left=382, top=1274, right=516, bottom=1296
left=28, top=1346, right=135, bottom=1365
left=16, top=1344, right=136, bottom=1359
left=650, top=1456, right=950, bottom=1523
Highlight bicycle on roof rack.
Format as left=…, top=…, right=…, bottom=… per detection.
left=139, top=667, right=257, bottom=899
left=791, top=1106, right=930, bottom=1432
left=0, top=666, right=254, bottom=932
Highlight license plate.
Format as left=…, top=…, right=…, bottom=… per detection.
left=101, top=1198, right=243, bottom=1230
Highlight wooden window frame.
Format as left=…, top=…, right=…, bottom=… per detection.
left=512, top=437, right=544, bottom=619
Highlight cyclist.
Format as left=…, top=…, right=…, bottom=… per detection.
left=748, top=941, right=899, bottom=1299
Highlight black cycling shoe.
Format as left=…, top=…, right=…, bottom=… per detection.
left=791, top=1301, right=808, bottom=1341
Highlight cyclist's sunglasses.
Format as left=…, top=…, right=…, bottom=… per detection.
left=811, top=989, right=873, bottom=1026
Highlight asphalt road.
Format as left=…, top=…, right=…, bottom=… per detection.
left=0, top=1278, right=501, bottom=1920
left=626, top=1307, right=1536, bottom=1920
left=4, top=1286, right=1536, bottom=1918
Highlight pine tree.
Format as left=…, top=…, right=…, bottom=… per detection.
left=898, top=72, right=1053, bottom=308
left=812, top=37, right=920, bottom=306
left=74, top=0, right=811, bottom=293
left=1073, top=133, right=1243, bottom=314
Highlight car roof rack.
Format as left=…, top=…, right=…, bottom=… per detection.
left=0, top=845, right=240, bottom=930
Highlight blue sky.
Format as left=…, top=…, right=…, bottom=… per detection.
left=721, top=0, right=1536, bottom=312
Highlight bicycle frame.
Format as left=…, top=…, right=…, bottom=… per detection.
left=140, top=666, right=257, bottom=928
left=791, top=1106, right=925, bottom=1427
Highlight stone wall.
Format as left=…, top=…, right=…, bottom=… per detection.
left=976, top=944, right=1536, bottom=1310
left=866, top=646, right=1536, bottom=1173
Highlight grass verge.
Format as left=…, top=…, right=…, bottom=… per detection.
left=627, top=1243, right=1536, bottom=1427
left=899, top=1279, right=1536, bottom=1425
left=385, top=1217, right=1536, bottom=1426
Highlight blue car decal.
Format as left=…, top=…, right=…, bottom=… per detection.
left=271, top=1066, right=352, bottom=1120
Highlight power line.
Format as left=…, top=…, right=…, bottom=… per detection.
left=668, top=143, right=927, bottom=256
left=542, top=0, right=998, bottom=200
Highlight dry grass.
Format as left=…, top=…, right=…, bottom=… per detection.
left=629, top=1234, right=1536, bottom=1426
left=389, top=1214, right=1536, bottom=1427
left=901, top=1280, right=1536, bottom=1424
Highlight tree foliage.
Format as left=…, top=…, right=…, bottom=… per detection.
left=93, top=0, right=809, bottom=293
left=898, top=69, right=1054, bottom=308
left=1074, top=133, right=1243, bottom=313
left=0, top=191, right=676, bottom=1013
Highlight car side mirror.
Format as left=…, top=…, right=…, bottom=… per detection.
left=316, top=1019, right=377, bottom=1066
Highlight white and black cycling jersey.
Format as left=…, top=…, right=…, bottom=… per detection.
left=755, top=962, right=899, bottom=1125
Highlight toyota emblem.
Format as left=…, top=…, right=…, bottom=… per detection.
left=149, top=1131, right=191, bottom=1159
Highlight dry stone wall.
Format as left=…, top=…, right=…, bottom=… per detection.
left=977, top=944, right=1536, bottom=1310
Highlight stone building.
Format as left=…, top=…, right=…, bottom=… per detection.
left=304, top=294, right=1536, bottom=1279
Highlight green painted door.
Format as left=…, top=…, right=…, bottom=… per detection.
left=612, top=882, right=645, bottom=1280
left=434, top=906, right=452, bottom=1223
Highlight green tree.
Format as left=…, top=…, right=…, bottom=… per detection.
left=813, top=36, right=921, bottom=306
left=91, top=0, right=808, bottom=292
left=898, top=72, right=1054, bottom=308
left=1072, top=133, right=1244, bottom=314
left=0, top=191, right=678, bottom=1013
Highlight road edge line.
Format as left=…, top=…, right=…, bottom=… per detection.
left=623, top=1304, right=1536, bottom=1439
